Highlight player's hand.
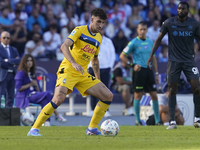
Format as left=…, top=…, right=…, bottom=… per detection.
left=71, top=62, right=84, bottom=75
left=155, top=74, right=159, bottom=84
left=146, top=57, right=152, bottom=69
left=133, top=64, right=141, bottom=72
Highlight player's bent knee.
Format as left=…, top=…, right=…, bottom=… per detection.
left=52, top=94, right=65, bottom=106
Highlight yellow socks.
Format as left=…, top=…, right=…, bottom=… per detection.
left=32, top=102, right=55, bottom=129
left=88, top=100, right=110, bottom=128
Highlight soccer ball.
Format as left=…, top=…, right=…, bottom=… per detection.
left=21, top=113, right=34, bottom=126
left=100, top=119, right=119, bottom=137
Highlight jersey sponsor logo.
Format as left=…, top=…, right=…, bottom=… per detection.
left=70, top=30, right=76, bottom=36
left=81, top=53, right=91, bottom=61
left=188, top=25, right=193, bottom=29
left=83, top=37, right=88, bottom=40
left=144, top=46, right=148, bottom=49
left=173, top=30, right=193, bottom=36
left=81, top=45, right=95, bottom=54
left=192, top=67, right=199, bottom=75
left=123, top=47, right=129, bottom=53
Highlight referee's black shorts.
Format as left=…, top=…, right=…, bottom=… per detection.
left=132, top=67, right=157, bottom=92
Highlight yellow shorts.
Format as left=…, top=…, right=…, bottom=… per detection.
left=56, top=67, right=101, bottom=96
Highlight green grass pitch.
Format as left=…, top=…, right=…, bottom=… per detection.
left=0, top=126, right=200, bottom=150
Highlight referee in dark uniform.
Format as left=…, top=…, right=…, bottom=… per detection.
left=147, top=1, right=200, bottom=129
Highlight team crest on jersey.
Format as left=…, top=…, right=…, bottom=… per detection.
left=123, top=47, right=129, bottom=53
left=188, top=25, right=193, bottom=29
left=95, top=41, right=98, bottom=47
left=70, top=30, right=76, bottom=36
left=63, top=79, right=66, bottom=83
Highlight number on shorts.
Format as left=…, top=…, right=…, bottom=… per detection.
left=192, top=67, right=199, bottom=75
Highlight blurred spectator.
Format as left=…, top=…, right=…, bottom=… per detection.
left=79, top=2, right=95, bottom=25
left=153, top=5, right=161, bottom=21
left=0, top=31, right=20, bottom=108
left=145, top=0, right=155, bottom=13
left=44, top=9, right=59, bottom=32
left=60, top=5, right=79, bottom=27
left=112, top=29, right=129, bottom=61
left=50, top=0, right=63, bottom=20
left=108, top=2, right=126, bottom=31
left=147, top=19, right=168, bottom=45
left=24, top=32, right=45, bottom=58
left=61, top=20, right=75, bottom=44
left=158, top=45, right=168, bottom=62
left=0, top=24, right=5, bottom=36
left=138, top=3, right=146, bottom=21
left=111, top=56, right=135, bottom=116
left=10, top=19, right=27, bottom=56
left=79, top=11, right=91, bottom=26
left=119, top=0, right=132, bottom=19
left=18, top=0, right=32, bottom=16
left=146, top=91, right=184, bottom=126
left=14, top=54, right=67, bottom=126
left=189, top=0, right=199, bottom=18
left=163, top=0, right=178, bottom=17
left=26, top=6, right=46, bottom=32
left=66, top=0, right=81, bottom=18
left=43, top=23, right=62, bottom=60
left=8, top=2, right=28, bottom=24
left=146, top=10, right=155, bottom=27
left=27, top=22, right=42, bottom=41
left=161, top=5, right=172, bottom=24
left=101, top=0, right=116, bottom=10
left=127, top=6, right=143, bottom=31
left=0, top=1, right=7, bottom=10
left=0, top=7, right=13, bottom=29
left=33, top=0, right=48, bottom=16
left=104, top=21, right=115, bottom=39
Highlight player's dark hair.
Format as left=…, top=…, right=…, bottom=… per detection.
left=178, top=1, right=189, bottom=9
left=138, top=21, right=147, bottom=27
left=91, top=8, right=108, bottom=20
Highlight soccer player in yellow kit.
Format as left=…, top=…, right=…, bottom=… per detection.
left=27, top=8, right=113, bottom=136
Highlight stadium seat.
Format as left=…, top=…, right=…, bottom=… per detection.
left=65, top=88, right=91, bottom=116
left=42, top=73, right=57, bottom=93
left=29, top=103, right=41, bottom=119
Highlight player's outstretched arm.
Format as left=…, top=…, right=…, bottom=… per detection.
left=60, top=39, right=84, bottom=74
left=91, top=56, right=100, bottom=80
left=147, top=32, right=165, bottom=69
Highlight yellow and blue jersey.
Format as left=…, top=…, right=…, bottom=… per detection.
left=59, top=25, right=102, bottom=72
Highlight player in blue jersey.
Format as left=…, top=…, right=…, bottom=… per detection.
left=120, top=21, right=162, bottom=126
left=147, top=1, right=200, bottom=129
